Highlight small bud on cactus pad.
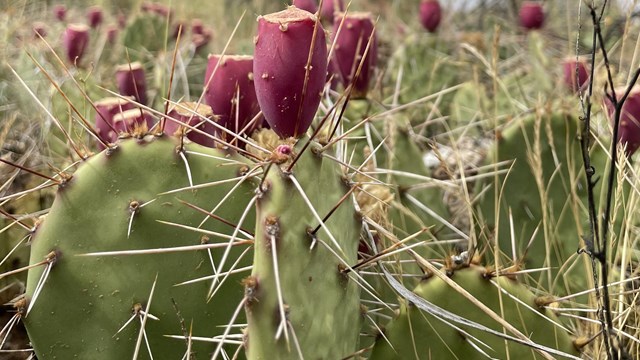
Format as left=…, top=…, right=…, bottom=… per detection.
left=253, top=6, right=328, bottom=138
left=112, top=108, right=154, bottom=135
left=32, top=22, right=47, bottom=38
left=563, top=56, right=589, bottom=92
left=604, top=86, right=640, bottom=156
left=320, top=0, right=344, bottom=24
left=333, top=12, right=377, bottom=99
left=87, top=6, right=104, bottom=29
left=94, top=97, right=135, bottom=147
left=115, top=62, right=148, bottom=105
left=419, top=0, right=442, bottom=33
left=164, top=101, right=217, bottom=147
left=292, top=0, right=318, bottom=13
left=204, top=54, right=261, bottom=139
left=63, top=23, right=90, bottom=65
left=519, top=1, right=544, bottom=30
left=53, top=4, right=66, bottom=22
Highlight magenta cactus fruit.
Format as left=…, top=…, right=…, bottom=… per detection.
left=87, top=6, right=104, bottom=29
left=519, top=1, right=545, bottom=30
left=253, top=6, right=328, bottom=138
left=53, top=4, right=66, bottom=22
left=292, top=0, right=318, bottom=13
left=320, top=0, right=344, bottom=23
left=605, top=86, right=640, bottom=156
left=152, top=3, right=171, bottom=18
left=115, top=62, right=148, bottom=105
left=193, top=29, right=213, bottom=52
left=106, top=25, right=118, bottom=44
left=63, top=24, right=90, bottom=66
left=94, top=97, right=135, bottom=147
left=32, top=22, right=47, bottom=38
left=333, top=12, right=377, bottom=99
left=112, top=109, right=154, bottom=135
left=563, top=56, right=590, bottom=93
left=164, top=102, right=216, bottom=147
left=204, top=54, right=261, bottom=139
left=192, top=19, right=205, bottom=35
left=419, top=0, right=442, bottom=33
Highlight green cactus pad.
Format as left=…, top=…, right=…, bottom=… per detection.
left=370, top=265, right=580, bottom=359
left=246, top=140, right=361, bottom=359
left=24, top=136, right=257, bottom=359
left=475, top=111, right=624, bottom=295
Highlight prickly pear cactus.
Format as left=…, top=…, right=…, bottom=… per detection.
left=24, top=136, right=257, bottom=359
left=475, top=110, right=626, bottom=295
left=245, top=136, right=361, bottom=359
left=123, top=12, right=171, bottom=57
left=370, top=264, right=580, bottom=359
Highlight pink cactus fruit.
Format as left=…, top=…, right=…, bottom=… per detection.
left=191, top=20, right=212, bottom=52
left=563, top=56, right=590, bottom=93
left=332, top=12, right=377, bottom=99
left=192, top=19, right=205, bottom=35
left=292, top=0, right=318, bottom=13
left=419, top=0, right=442, bottom=33
left=253, top=6, right=328, bottom=138
left=53, top=4, right=66, bottom=22
left=204, top=54, right=262, bottom=139
left=87, top=6, right=104, bottom=29
left=106, top=25, right=119, bottom=44
left=152, top=3, right=172, bottom=18
left=320, top=0, right=344, bottom=24
left=112, top=109, right=155, bottom=135
left=604, top=86, right=640, bottom=156
left=519, top=1, right=544, bottom=30
left=117, top=13, right=127, bottom=28
left=164, top=102, right=217, bottom=147
left=32, top=22, right=47, bottom=38
left=63, top=24, right=90, bottom=65
left=193, top=29, right=213, bottom=52
left=115, top=62, right=148, bottom=105
left=94, top=97, right=135, bottom=147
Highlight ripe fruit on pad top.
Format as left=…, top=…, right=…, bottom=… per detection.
left=204, top=54, right=261, bottom=139
left=32, top=22, right=47, bottom=38
left=563, top=56, right=589, bottom=93
left=320, top=0, right=344, bottom=24
left=63, top=23, right=90, bottom=65
left=94, top=97, right=135, bottom=148
left=87, top=6, right=104, bottom=29
left=112, top=108, right=154, bottom=135
left=116, top=62, right=148, bottom=105
left=419, top=0, right=442, bottom=33
left=519, top=1, right=545, bottom=30
left=292, top=0, right=318, bottom=13
left=333, top=12, right=377, bottom=99
left=164, top=101, right=217, bottom=147
left=253, top=6, right=328, bottom=138
left=604, top=86, right=640, bottom=156
left=53, top=4, right=66, bottom=22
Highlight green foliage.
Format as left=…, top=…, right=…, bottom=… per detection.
left=25, top=137, right=256, bottom=359
left=370, top=265, right=579, bottom=359
left=246, top=139, right=361, bottom=359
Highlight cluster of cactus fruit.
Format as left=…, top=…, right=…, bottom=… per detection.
left=2, top=1, right=640, bottom=359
